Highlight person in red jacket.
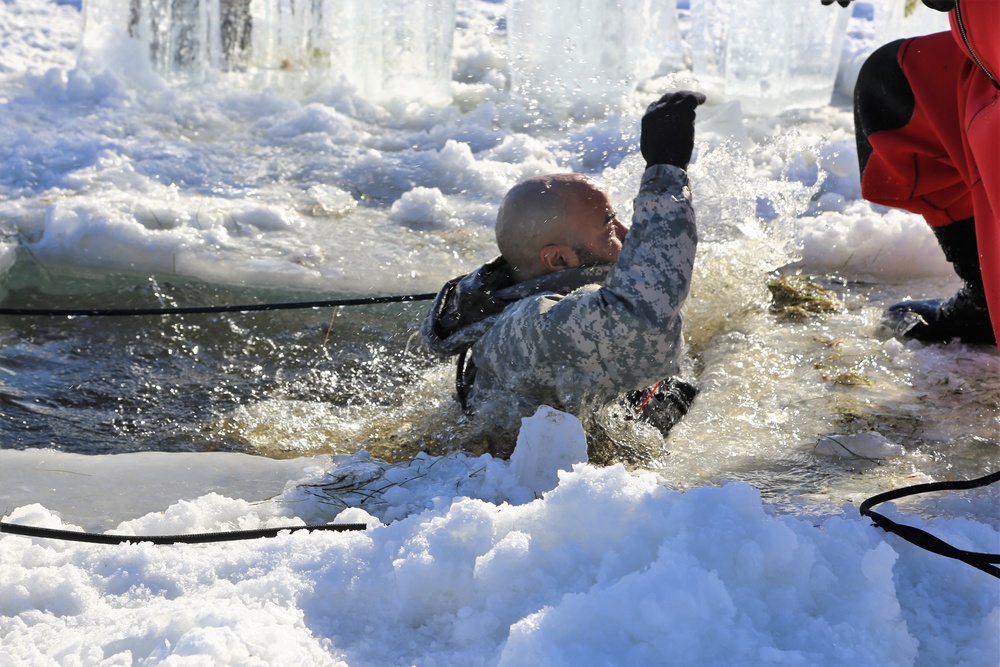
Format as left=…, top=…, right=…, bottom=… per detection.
left=826, top=0, right=998, bottom=345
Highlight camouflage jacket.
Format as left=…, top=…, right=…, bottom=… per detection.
left=421, top=164, right=697, bottom=432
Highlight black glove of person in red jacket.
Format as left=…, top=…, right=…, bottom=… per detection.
left=821, top=0, right=953, bottom=10
left=639, top=91, right=706, bottom=170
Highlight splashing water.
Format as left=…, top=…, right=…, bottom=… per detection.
left=0, top=0, right=996, bottom=516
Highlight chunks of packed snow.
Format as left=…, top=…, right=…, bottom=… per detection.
left=509, top=406, right=589, bottom=496
left=815, top=431, right=905, bottom=458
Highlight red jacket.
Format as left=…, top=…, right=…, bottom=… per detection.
left=949, top=0, right=999, bottom=345
left=861, top=0, right=999, bottom=344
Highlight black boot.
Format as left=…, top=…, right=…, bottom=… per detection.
left=883, top=218, right=995, bottom=345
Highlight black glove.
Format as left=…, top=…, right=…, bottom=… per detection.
left=819, top=0, right=955, bottom=12
left=639, top=91, right=706, bottom=170
left=821, top=0, right=952, bottom=10
left=921, top=0, right=954, bottom=11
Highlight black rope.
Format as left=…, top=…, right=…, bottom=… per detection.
left=0, top=520, right=367, bottom=545
left=0, top=292, right=437, bottom=317
left=859, top=470, right=1000, bottom=579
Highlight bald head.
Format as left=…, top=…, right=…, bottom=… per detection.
left=496, top=173, right=622, bottom=282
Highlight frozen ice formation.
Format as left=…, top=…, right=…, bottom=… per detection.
left=92, top=0, right=457, bottom=102
left=689, top=0, right=850, bottom=115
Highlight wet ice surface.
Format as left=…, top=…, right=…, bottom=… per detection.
left=0, top=2, right=997, bottom=665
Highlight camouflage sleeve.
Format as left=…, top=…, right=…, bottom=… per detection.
left=471, top=164, right=696, bottom=411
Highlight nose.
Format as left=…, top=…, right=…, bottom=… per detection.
left=613, top=218, right=628, bottom=242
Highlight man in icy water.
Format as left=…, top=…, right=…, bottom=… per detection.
left=421, top=91, right=704, bottom=461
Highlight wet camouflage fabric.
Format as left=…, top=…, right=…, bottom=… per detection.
left=421, top=257, right=611, bottom=358
left=424, top=164, right=697, bottom=440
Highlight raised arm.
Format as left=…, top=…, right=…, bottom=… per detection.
left=471, top=93, right=703, bottom=405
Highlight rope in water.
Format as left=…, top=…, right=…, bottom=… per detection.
left=0, top=292, right=436, bottom=317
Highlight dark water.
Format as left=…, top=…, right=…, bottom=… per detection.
left=0, top=261, right=440, bottom=456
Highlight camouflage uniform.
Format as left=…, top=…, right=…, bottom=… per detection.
left=422, top=164, right=696, bottom=446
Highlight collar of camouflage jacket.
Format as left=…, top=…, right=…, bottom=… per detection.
left=420, top=255, right=611, bottom=356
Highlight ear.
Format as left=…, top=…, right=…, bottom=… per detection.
left=538, top=244, right=577, bottom=273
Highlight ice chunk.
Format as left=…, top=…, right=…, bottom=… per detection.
left=123, top=0, right=231, bottom=79
left=507, top=0, right=680, bottom=113
left=250, top=0, right=323, bottom=74
left=509, top=406, right=589, bottom=496
left=378, top=0, right=457, bottom=102
left=100, top=1, right=456, bottom=102
left=815, top=432, right=905, bottom=459
left=689, top=0, right=849, bottom=115
left=636, top=0, right=684, bottom=81
left=312, top=0, right=457, bottom=102
left=870, top=0, right=951, bottom=47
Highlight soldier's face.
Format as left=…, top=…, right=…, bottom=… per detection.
left=564, top=186, right=628, bottom=266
